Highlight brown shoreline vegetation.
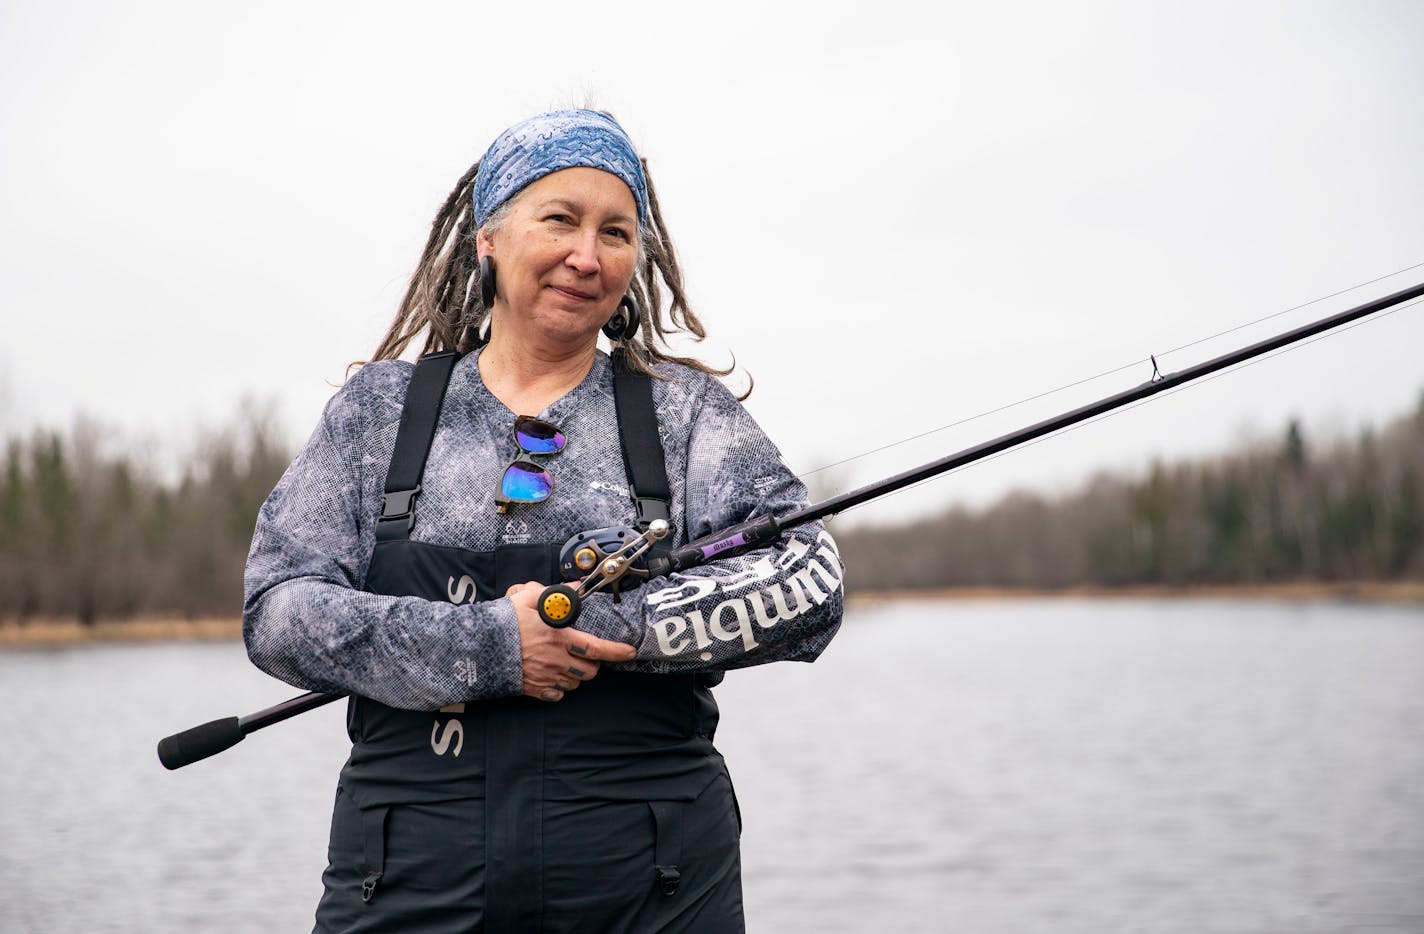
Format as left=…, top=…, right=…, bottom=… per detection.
left=3, top=580, right=1420, bottom=649
left=0, top=616, right=241, bottom=649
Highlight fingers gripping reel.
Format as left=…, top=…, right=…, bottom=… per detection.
left=537, top=519, right=670, bottom=627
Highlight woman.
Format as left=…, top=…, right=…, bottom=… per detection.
left=244, top=109, right=844, bottom=932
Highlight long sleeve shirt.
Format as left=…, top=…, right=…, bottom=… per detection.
left=243, top=349, right=844, bottom=710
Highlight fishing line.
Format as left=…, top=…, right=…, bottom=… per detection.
left=1154, top=258, right=1424, bottom=360
left=797, top=258, right=1424, bottom=483
left=820, top=296, right=1422, bottom=522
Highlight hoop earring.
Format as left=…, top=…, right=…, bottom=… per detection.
left=601, top=294, right=640, bottom=342
left=478, top=256, right=496, bottom=309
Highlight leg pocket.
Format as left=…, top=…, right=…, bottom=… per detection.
left=727, top=767, right=743, bottom=836
left=358, top=805, right=389, bottom=903
left=315, top=794, right=485, bottom=933
left=679, top=771, right=746, bottom=929
left=314, top=786, right=372, bottom=932
left=649, top=801, right=685, bottom=896
left=316, top=788, right=390, bottom=903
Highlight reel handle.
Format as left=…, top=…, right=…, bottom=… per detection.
left=537, top=584, right=581, bottom=627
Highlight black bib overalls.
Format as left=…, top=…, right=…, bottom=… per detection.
left=313, top=351, right=744, bottom=933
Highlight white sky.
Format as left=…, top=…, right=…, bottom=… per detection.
left=2, top=0, right=1422, bottom=527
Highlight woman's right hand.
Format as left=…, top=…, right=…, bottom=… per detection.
left=506, top=582, right=636, bottom=702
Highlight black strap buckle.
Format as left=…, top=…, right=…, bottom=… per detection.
left=634, top=496, right=670, bottom=530
left=379, top=485, right=421, bottom=532
left=656, top=865, right=681, bottom=896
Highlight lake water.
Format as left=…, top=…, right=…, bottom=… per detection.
left=3, top=598, right=1423, bottom=933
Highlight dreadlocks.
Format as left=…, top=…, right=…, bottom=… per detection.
left=363, top=156, right=746, bottom=396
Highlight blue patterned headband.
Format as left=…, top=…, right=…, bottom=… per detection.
left=471, top=109, right=648, bottom=227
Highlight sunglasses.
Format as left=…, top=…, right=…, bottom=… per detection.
left=495, top=416, right=565, bottom=513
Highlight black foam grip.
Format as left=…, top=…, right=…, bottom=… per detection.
left=669, top=514, right=781, bottom=572
left=157, top=716, right=246, bottom=770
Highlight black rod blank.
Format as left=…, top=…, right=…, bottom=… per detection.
left=777, top=280, right=1424, bottom=530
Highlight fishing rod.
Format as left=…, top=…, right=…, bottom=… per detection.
left=157, top=278, right=1424, bottom=770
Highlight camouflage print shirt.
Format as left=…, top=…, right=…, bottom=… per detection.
left=243, top=349, right=845, bottom=710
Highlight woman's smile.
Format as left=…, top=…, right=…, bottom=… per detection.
left=547, top=283, right=598, bottom=303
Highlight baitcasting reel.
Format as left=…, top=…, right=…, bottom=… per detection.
left=537, top=519, right=670, bottom=627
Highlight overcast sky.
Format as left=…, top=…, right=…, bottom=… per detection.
left=2, top=1, right=1422, bottom=527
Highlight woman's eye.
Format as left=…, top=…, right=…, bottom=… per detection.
left=603, top=227, right=631, bottom=241
left=545, top=214, right=573, bottom=225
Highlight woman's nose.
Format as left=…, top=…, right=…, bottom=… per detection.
left=565, top=230, right=600, bottom=275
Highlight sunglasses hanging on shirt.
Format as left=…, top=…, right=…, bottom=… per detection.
left=495, top=416, right=565, bottom=513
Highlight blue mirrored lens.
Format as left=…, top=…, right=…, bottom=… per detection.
left=501, top=461, right=553, bottom=502
left=514, top=418, right=565, bottom=455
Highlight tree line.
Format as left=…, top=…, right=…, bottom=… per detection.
left=0, top=405, right=290, bottom=623
left=834, top=393, right=1424, bottom=591
left=1, top=392, right=1421, bottom=624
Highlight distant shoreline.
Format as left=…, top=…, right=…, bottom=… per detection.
left=3, top=581, right=1420, bottom=649
left=0, top=617, right=242, bottom=649
left=845, top=579, right=1424, bottom=607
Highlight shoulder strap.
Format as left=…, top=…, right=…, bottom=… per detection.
left=375, top=348, right=670, bottom=542
left=611, top=349, right=672, bottom=532
left=376, top=350, right=462, bottom=542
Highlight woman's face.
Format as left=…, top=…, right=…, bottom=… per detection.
left=478, top=166, right=639, bottom=351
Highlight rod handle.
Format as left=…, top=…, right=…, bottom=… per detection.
left=157, top=716, right=246, bottom=770
left=667, top=514, right=781, bottom=572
